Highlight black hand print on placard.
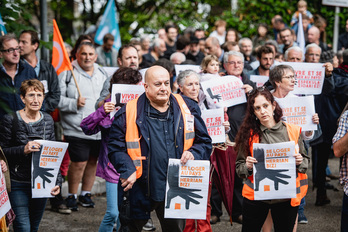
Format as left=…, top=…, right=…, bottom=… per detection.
left=32, top=149, right=54, bottom=189
left=165, top=164, right=203, bottom=210
left=206, top=88, right=222, bottom=102
left=253, top=148, right=291, bottom=192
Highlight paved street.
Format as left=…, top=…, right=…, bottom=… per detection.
left=38, top=156, right=343, bottom=232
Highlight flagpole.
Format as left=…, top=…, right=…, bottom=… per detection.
left=70, top=70, right=82, bottom=97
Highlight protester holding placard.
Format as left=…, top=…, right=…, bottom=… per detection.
left=81, top=67, right=142, bottom=232
left=235, top=87, right=309, bottom=232
left=0, top=79, right=61, bottom=231
left=269, top=64, right=319, bottom=140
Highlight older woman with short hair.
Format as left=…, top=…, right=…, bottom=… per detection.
left=0, top=79, right=60, bottom=232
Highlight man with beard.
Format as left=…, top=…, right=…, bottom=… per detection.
left=163, top=24, right=178, bottom=59
left=279, top=28, right=299, bottom=54
left=142, top=38, right=167, bottom=67
left=95, top=33, right=118, bottom=67
left=186, top=36, right=205, bottom=65
left=239, top=38, right=256, bottom=71
left=247, top=45, right=274, bottom=78
left=19, top=30, right=60, bottom=114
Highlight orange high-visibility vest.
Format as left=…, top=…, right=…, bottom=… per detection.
left=242, top=122, right=308, bottom=206
left=125, top=94, right=195, bottom=179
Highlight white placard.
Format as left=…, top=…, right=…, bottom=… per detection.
left=32, top=140, right=68, bottom=198
left=279, top=62, right=325, bottom=95
left=250, top=75, right=269, bottom=88
left=253, top=142, right=297, bottom=200
left=164, top=159, right=210, bottom=219
left=175, top=65, right=201, bottom=76
left=0, top=171, right=11, bottom=219
left=276, top=95, right=317, bottom=131
left=201, top=108, right=225, bottom=144
left=200, top=75, right=247, bottom=108
left=103, top=67, right=119, bottom=77
left=322, top=0, right=348, bottom=7
left=138, top=68, right=148, bottom=85
left=110, top=84, right=145, bottom=118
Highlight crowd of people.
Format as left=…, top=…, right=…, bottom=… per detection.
left=0, top=0, right=348, bottom=231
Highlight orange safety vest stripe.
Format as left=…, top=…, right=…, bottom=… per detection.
left=125, top=94, right=195, bottom=179
left=242, top=122, right=308, bottom=206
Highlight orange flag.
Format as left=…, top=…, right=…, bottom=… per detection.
left=52, top=19, right=72, bottom=76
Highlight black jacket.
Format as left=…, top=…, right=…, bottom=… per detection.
left=0, top=60, right=37, bottom=120
left=0, top=111, right=61, bottom=186
left=38, top=60, right=60, bottom=113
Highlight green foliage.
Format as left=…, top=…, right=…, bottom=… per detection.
left=0, top=0, right=35, bottom=36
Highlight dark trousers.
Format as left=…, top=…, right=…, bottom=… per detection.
left=242, top=198, right=298, bottom=232
left=342, top=193, right=348, bottom=232
left=128, top=201, right=185, bottom=232
left=312, top=142, right=331, bottom=197
left=9, top=181, right=48, bottom=232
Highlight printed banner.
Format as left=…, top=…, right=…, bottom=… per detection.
left=110, top=84, right=145, bottom=118
left=201, top=108, right=225, bottom=144
left=200, top=75, right=247, bottom=108
left=250, top=75, right=269, bottom=87
left=0, top=171, right=11, bottom=219
left=32, top=140, right=68, bottom=198
left=280, top=62, right=325, bottom=95
left=175, top=65, right=202, bottom=76
left=276, top=95, right=317, bottom=131
left=253, top=142, right=297, bottom=200
left=165, top=159, right=210, bottom=219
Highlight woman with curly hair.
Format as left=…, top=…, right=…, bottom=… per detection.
left=234, top=87, right=309, bottom=232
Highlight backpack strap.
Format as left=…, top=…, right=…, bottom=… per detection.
left=11, top=112, right=19, bottom=144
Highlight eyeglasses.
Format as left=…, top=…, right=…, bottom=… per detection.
left=1, top=47, right=20, bottom=54
left=248, top=86, right=266, bottom=96
left=26, top=93, right=44, bottom=100
left=282, top=74, right=297, bottom=80
left=226, top=61, right=244, bottom=66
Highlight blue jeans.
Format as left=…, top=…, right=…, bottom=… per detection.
left=342, top=193, right=348, bottom=232
left=99, top=181, right=120, bottom=232
left=9, top=181, right=48, bottom=232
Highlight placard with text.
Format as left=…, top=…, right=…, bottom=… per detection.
left=200, top=75, right=247, bottom=108
left=110, top=84, right=145, bottom=118
left=276, top=95, right=317, bottom=131
left=201, top=108, right=225, bottom=143
left=279, top=62, right=325, bottom=95
left=253, top=142, right=297, bottom=200
left=164, top=159, right=210, bottom=219
left=32, top=140, right=68, bottom=198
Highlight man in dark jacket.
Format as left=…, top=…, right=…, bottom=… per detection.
left=19, top=30, right=60, bottom=113
left=0, top=34, right=37, bottom=120
left=108, top=66, right=212, bottom=232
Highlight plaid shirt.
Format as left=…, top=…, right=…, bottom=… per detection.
left=333, top=110, right=348, bottom=195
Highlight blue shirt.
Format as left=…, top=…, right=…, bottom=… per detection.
left=145, top=101, right=176, bottom=201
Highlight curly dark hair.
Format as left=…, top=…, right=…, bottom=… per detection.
left=108, top=67, right=142, bottom=92
left=235, top=87, right=283, bottom=157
